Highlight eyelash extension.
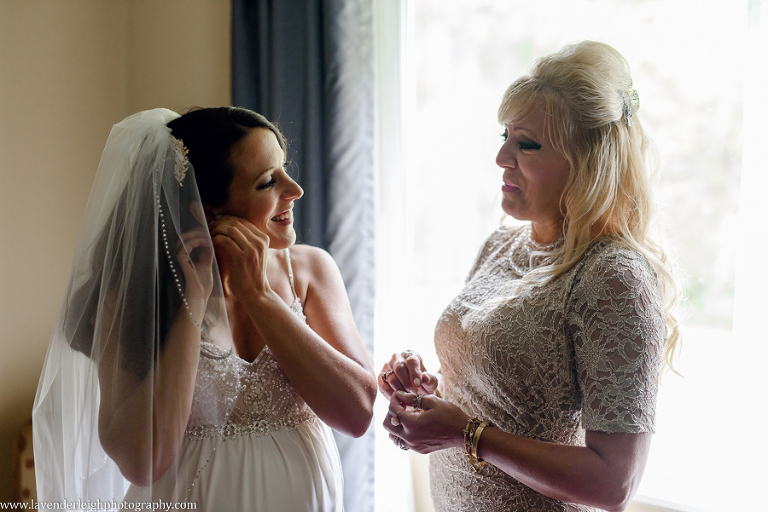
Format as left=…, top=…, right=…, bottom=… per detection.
left=257, top=177, right=277, bottom=190
left=519, top=140, right=541, bottom=151
left=501, top=131, right=541, bottom=151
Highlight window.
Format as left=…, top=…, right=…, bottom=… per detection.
left=374, top=1, right=767, bottom=511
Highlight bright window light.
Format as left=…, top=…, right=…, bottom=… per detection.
left=374, top=1, right=766, bottom=511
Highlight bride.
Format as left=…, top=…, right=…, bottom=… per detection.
left=33, top=107, right=376, bottom=510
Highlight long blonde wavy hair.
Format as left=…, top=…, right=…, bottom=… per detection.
left=475, top=41, right=680, bottom=372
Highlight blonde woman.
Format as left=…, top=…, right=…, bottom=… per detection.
left=380, top=41, right=679, bottom=512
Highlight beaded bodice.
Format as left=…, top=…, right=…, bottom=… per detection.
left=185, top=341, right=316, bottom=440
left=185, top=249, right=316, bottom=440
left=429, top=227, right=666, bottom=512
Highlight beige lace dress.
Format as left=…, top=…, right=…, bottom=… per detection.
left=429, top=226, right=665, bottom=511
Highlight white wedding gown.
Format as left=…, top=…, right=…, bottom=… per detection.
left=124, top=249, right=343, bottom=511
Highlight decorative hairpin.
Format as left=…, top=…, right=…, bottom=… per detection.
left=172, top=137, right=190, bottom=186
left=621, top=86, right=640, bottom=127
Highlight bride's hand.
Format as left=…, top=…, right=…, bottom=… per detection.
left=209, top=214, right=272, bottom=300
left=379, top=351, right=439, bottom=400
left=175, top=227, right=215, bottom=319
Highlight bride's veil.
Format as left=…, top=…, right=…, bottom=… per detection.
left=32, top=108, right=236, bottom=505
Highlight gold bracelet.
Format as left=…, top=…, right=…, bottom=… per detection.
left=462, top=417, right=489, bottom=473
left=463, top=418, right=476, bottom=451
left=463, top=417, right=479, bottom=458
left=471, top=420, right=490, bottom=462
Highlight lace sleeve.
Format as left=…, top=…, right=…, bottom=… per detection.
left=466, top=227, right=522, bottom=283
left=566, top=245, right=666, bottom=433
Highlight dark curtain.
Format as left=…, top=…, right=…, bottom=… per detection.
left=232, top=1, right=375, bottom=511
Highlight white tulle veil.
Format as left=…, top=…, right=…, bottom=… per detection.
left=32, top=109, right=235, bottom=507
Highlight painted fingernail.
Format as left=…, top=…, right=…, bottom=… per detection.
left=396, top=390, right=407, bottom=398
left=390, top=416, right=399, bottom=426
left=413, top=377, right=421, bottom=387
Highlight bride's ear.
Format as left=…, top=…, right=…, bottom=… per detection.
left=203, top=204, right=225, bottom=216
left=202, top=204, right=226, bottom=229
left=203, top=204, right=222, bottom=217
left=202, top=204, right=217, bottom=226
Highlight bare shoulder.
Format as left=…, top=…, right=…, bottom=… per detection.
left=287, top=244, right=340, bottom=281
left=288, top=245, right=349, bottom=313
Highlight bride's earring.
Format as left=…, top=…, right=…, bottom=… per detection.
left=203, top=205, right=216, bottom=230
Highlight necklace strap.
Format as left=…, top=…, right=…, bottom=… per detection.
left=508, top=226, right=563, bottom=277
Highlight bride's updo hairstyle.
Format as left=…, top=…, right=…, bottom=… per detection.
left=493, top=41, right=679, bottom=370
left=168, top=107, right=287, bottom=208
left=65, top=107, right=285, bottom=375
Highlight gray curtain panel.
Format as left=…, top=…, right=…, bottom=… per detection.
left=232, top=1, right=375, bottom=510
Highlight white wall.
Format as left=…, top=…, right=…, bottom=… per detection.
left=0, top=0, right=230, bottom=499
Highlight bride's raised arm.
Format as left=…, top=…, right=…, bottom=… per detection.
left=239, top=243, right=376, bottom=437
left=96, top=226, right=215, bottom=485
left=95, top=295, right=201, bottom=485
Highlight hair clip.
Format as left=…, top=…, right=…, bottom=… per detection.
left=172, top=137, right=190, bottom=186
left=621, top=84, right=640, bottom=127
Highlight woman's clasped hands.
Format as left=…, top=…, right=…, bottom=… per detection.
left=379, top=351, right=469, bottom=454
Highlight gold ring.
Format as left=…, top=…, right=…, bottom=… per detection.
left=414, top=393, right=424, bottom=410
left=392, top=436, right=409, bottom=451
left=381, top=369, right=394, bottom=382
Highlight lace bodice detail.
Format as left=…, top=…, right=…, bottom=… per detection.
left=430, top=227, right=666, bottom=512
left=185, top=248, right=315, bottom=440
left=185, top=342, right=316, bottom=439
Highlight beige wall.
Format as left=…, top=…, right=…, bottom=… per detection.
left=126, top=0, right=231, bottom=114
left=0, top=0, right=230, bottom=500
